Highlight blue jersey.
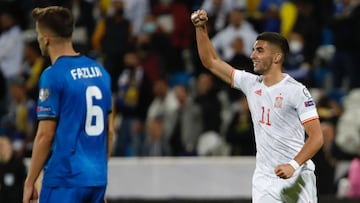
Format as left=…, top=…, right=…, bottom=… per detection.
left=37, top=55, right=112, bottom=187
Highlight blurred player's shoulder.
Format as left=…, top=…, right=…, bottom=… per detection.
left=283, top=74, right=305, bottom=88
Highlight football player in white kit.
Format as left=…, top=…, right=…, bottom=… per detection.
left=191, top=10, right=324, bottom=203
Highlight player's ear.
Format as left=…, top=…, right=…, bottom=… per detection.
left=274, top=53, right=282, bottom=64
left=43, top=33, right=51, bottom=46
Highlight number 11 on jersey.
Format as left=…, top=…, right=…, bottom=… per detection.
left=259, top=106, right=271, bottom=126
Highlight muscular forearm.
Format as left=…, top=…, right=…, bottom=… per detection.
left=275, top=119, right=323, bottom=179
left=25, top=121, right=56, bottom=185
left=25, top=133, right=52, bottom=185
left=107, top=113, right=115, bottom=160
left=192, top=10, right=234, bottom=87
left=294, top=119, right=324, bottom=165
left=195, top=25, right=219, bottom=68
left=195, top=25, right=233, bottom=84
left=294, top=134, right=323, bottom=166
left=107, top=97, right=116, bottom=159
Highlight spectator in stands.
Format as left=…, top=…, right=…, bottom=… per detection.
left=329, top=0, right=360, bottom=90
left=194, top=72, right=222, bottom=134
left=225, top=93, right=255, bottom=156
left=123, top=0, right=150, bottom=36
left=0, top=135, right=27, bottom=203
left=257, top=0, right=285, bottom=33
left=113, top=50, right=153, bottom=156
left=92, top=0, right=133, bottom=91
left=71, top=0, right=97, bottom=54
left=20, top=40, right=50, bottom=101
left=225, top=36, right=255, bottom=102
left=145, top=78, right=177, bottom=156
left=0, top=10, right=24, bottom=80
left=1, top=76, right=37, bottom=158
left=292, top=0, right=322, bottom=74
left=167, top=84, right=202, bottom=156
left=211, top=8, right=258, bottom=60
left=0, top=1, right=29, bottom=30
left=136, top=15, right=165, bottom=82
left=143, top=115, right=170, bottom=156
left=312, top=90, right=343, bottom=195
left=151, top=0, right=193, bottom=74
left=95, top=0, right=150, bottom=37
left=284, top=31, right=311, bottom=85
left=227, top=36, right=254, bottom=73
left=200, top=0, right=245, bottom=38
left=146, top=78, right=178, bottom=137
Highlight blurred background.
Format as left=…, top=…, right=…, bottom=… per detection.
left=1, top=0, right=360, bottom=202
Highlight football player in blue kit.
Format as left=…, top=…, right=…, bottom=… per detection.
left=23, top=6, right=114, bottom=203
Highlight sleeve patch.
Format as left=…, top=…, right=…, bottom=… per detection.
left=304, top=100, right=315, bottom=107
left=39, top=88, right=50, bottom=102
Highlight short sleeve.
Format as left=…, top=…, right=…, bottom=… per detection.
left=37, top=68, right=61, bottom=120
left=295, top=87, right=319, bottom=124
left=232, top=69, right=259, bottom=96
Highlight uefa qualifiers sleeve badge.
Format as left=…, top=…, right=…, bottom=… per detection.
left=39, top=88, right=50, bottom=102
left=302, top=88, right=312, bottom=99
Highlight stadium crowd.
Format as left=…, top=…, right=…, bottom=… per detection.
left=1, top=0, right=360, bottom=201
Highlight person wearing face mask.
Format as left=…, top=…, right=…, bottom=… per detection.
left=0, top=10, right=24, bottom=81
left=113, top=50, right=153, bottom=157
left=136, top=19, right=164, bottom=83
left=284, top=32, right=311, bottom=84
left=92, top=0, right=134, bottom=91
left=122, top=0, right=150, bottom=36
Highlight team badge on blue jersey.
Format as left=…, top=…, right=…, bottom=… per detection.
left=304, top=100, right=314, bottom=107
left=39, top=88, right=50, bottom=102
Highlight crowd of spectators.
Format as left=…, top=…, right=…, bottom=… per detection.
left=1, top=0, right=360, bottom=199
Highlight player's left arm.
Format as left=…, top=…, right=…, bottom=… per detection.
left=107, top=112, right=115, bottom=160
left=275, top=118, right=323, bottom=179
left=294, top=118, right=324, bottom=166
left=106, top=96, right=116, bottom=160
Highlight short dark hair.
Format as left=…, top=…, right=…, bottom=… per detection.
left=32, top=6, right=74, bottom=38
left=256, top=32, right=289, bottom=59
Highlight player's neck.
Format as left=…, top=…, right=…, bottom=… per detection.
left=262, top=69, right=285, bottom=87
left=49, top=42, right=79, bottom=64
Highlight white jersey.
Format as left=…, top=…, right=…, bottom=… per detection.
left=232, top=70, right=319, bottom=177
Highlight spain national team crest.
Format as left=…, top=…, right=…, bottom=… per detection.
left=274, top=94, right=283, bottom=108
left=255, top=89, right=262, bottom=96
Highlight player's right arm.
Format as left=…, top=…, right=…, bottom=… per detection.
left=192, top=10, right=235, bottom=85
left=23, top=120, right=56, bottom=203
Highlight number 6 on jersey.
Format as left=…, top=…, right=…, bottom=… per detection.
left=85, top=86, right=104, bottom=136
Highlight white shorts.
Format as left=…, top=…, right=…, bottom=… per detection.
left=252, top=168, right=317, bottom=203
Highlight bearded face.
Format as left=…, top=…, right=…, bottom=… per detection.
left=35, top=23, right=50, bottom=56
left=251, top=40, right=281, bottom=74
